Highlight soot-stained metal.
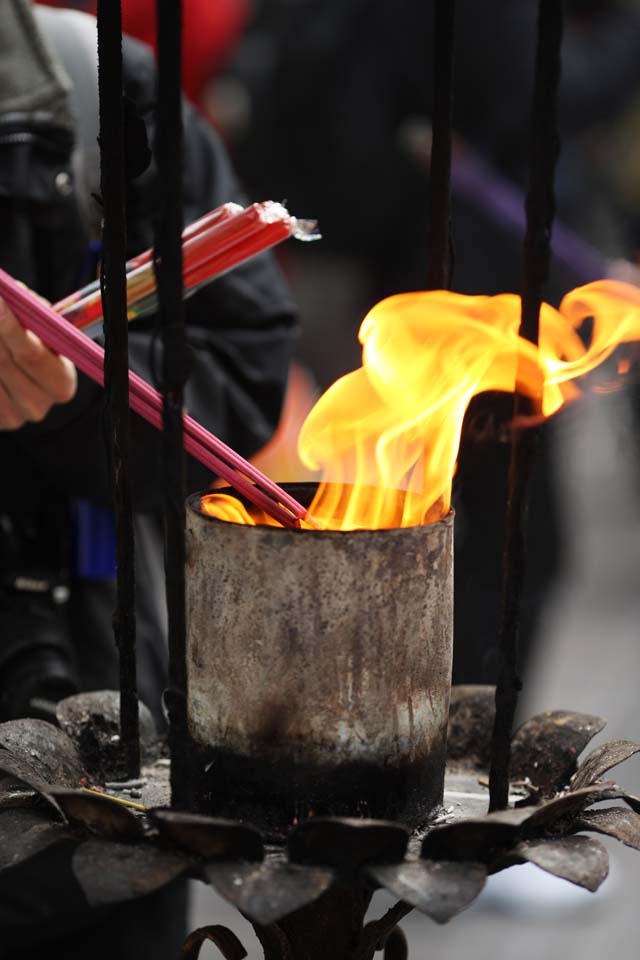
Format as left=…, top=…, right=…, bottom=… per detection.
left=185, top=485, right=454, bottom=836
left=489, top=0, right=564, bottom=811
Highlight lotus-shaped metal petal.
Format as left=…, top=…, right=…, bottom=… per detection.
left=288, top=817, right=409, bottom=870
left=571, top=740, right=640, bottom=790
left=73, top=839, right=187, bottom=907
left=368, top=859, right=487, bottom=923
left=0, top=718, right=85, bottom=788
left=47, top=787, right=144, bottom=841
left=513, top=836, right=609, bottom=891
left=575, top=807, right=640, bottom=851
left=205, top=858, right=335, bottom=927
left=150, top=810, right=264, bottom=862
left=0, top=808, right=74, bottom=871
left=510, top=711, right=606, bottom=795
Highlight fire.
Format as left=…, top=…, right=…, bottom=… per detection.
left=201, top=280, right=640, bottom=531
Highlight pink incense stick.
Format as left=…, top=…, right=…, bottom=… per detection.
left=0, top=268, right=307, bottom=528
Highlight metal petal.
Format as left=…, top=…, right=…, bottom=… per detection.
left=205, top=860, right=334, bottom=926
left=511, top=711, right=606, bottom=794
left=56, top=690, right=157, bottom=779
left=571, top=741, right=640, bottom=790
left=47, top=787, right=143, bottom=840
left=150, top=810, right=263, bottom=861
left=73, top=838, right=187, bottom=907
left=577, top=807, right=640, bottom=851
left=179, top=925, right=248, bottom=960
left=0, top=718, right=84, bottom=787
left=447, top=686, right=496, bottom=771
left=368, top=860, right=487, bottom=923
left=515, top=836, right=609, bottom=892
left=288, top=818, right=409, bottom=869
left=421, top=808, right=530, bottom=863
left=607, top=785, right=640, bottom=815
left=522, top=782, right=622, bottom=830
left=0, top=808, right=73, bottom=871
left=0, top=754, right=64, bottom=818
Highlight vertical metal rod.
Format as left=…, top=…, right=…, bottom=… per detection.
left=426, top=0, right=456, bottom=291
left=96, top=0, right=140, bottom=777
left=489, top=0, right=563, bottom=811
left=154, top=0, right=189, bottom=807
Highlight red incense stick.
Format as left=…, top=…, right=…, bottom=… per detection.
left=0, top=268, right=306, bottom=528
left=57, top=202, right=313, bottom=336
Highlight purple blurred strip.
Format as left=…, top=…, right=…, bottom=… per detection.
left=452, top=149, right=607, bottom=282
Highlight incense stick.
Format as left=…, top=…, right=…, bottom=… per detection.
left=0, top=268, right=306, bottom=528
left=56, top=201, right=315, bottom=337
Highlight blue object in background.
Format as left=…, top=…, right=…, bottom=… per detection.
left=71, top=499, right=117, bottom=579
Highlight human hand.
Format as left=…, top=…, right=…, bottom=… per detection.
left=0, top=295, right=77, bottom=429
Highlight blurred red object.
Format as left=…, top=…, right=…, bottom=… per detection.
left=36, top=0, right=250, bottom=104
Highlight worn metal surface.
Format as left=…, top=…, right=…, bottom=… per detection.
left=72, top=838, right=186, bottom=907
left=48, top=787, right=144, bottom=841
left=368, top=860, right=487, bottom=924
left=151, top=810, right=264, bottom=861
left=186, top=484, right=453, bottom=832
left=56, top=690, right=158, bottom=780
left=0, top=809, right=73, bottom=871
left=576, top=807, right=640, bottom=851
left=205, top=859, right=334, bottom=926
left=571, top=740, right=640, bottom=790
left=288, top=818, right=408, bottom=870
left=0, top=718, right=84, bottom=787
left=446, top=686, right=495, bottom=772
left=511, top=710, right=606, bottom=795
left=515, top=836, right=609, bottom=891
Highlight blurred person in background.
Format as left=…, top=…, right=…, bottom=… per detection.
left=39, top=0, right=251, bottom=108
left=0, top=1, right=296, bottom=956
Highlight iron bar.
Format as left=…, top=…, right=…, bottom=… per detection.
left=489, top=0, right=564, bottom=811
left=426, top=0, right=456, bottom=290
left=96, top=0, right=140, bottom=778
left=154, top=0, right=190, bottom=807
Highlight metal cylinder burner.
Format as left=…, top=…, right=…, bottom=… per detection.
left=185, top=483, right=453, bottom=835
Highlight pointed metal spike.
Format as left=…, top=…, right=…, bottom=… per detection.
left=577, top=807, right=640, bottom=852
left=571, top=741, right=640, bottom=790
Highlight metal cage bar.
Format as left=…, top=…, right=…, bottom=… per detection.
left=154, top=0, right=190, bottom=807
left=96, top=0, right=140, bottom=778
left=489, top=0, right=564, bottom=811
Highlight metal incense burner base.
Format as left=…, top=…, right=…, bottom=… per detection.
left=0, top=687, right=638, bottom=960
left=185, top=483, right=454, bottom=835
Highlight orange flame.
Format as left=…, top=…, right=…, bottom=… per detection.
left=201, top=280, right=640, bottom=530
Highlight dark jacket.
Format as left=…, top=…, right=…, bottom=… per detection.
left=0, top=9, right=297, bottom=723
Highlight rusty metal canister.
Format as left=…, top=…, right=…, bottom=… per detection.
left=185, top=484, right=453, bottom=835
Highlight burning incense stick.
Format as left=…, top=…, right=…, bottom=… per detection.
left=0, top=268, right=306, bottom=528
left=55, top=201, right=317, bottom=338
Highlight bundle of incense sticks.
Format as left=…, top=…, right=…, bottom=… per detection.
left=55, top=201, right=317, bottom=338
left=0, top=268, right=307, bottom=529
